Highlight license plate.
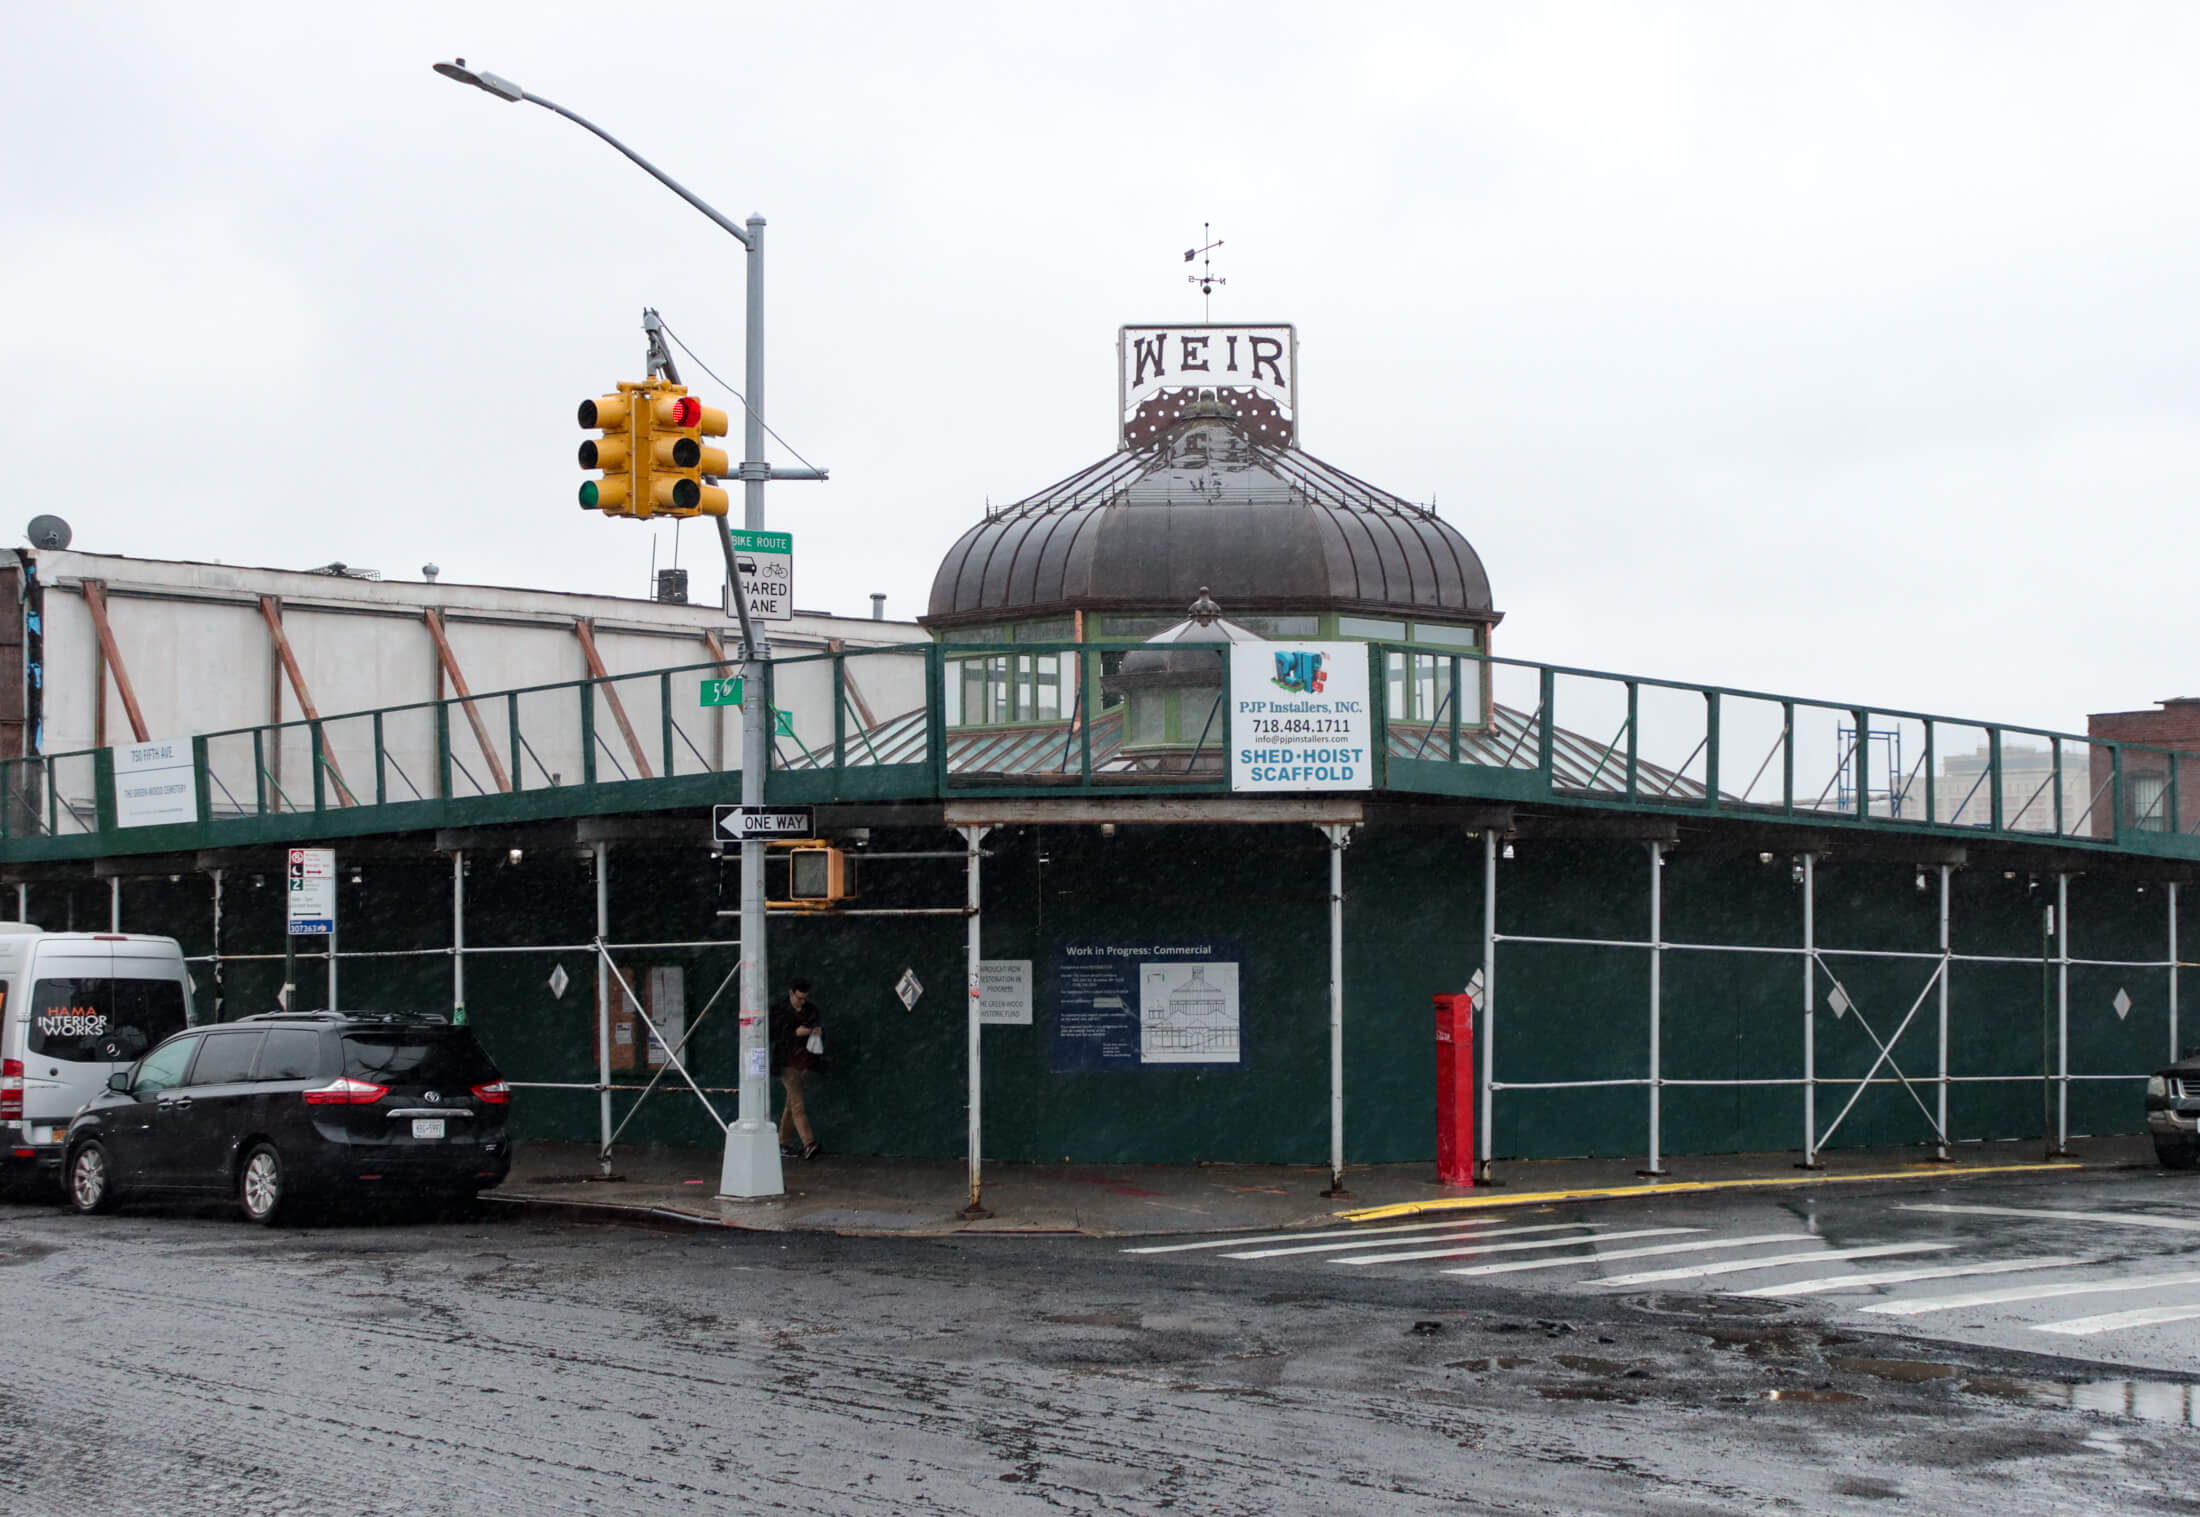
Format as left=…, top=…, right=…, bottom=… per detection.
left=37, top=1126, right=67, bottom=1145
left=411, top=1118, right=446, bottom=1140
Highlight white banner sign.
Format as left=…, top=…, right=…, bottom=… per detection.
left=1228, top=642, right=1373, bottom=792
left=979, top=959, right=1033, bottom=1025
left=286, top=848, right=336, bottom=936
left=1139, top=961, right=1241, bottom=1065
left=111, top=737, right=198, bottom=829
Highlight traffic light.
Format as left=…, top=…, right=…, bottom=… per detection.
left=648, top=393, right=730, bottom=518
left=576, top=391, right=635, bottom=515
left=769, top=842, right=856, bottom=909
left=576, top=381, right=728, bottom=520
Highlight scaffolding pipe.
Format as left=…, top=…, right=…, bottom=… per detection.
left=1937, top=863, right=1951, bottom=1161
left=1321, top=823, right=1351, bottom=1196
left=1643, top=840, right=1667, bottom=1177
left=596, top=841, right=613, bottom=1174
left=2173, top=881, right=2182, bottom=1063
left=1803, top=853, right=1818, bottom=1168
left=209, top=869, right=223, bottom=1023
left=109, top=876, right=120, bottom=932
left=961, top=824, right=991, bottom=1217
left=2057, top=872, right=2071, bottom=1153
left=327, top=921, right=338, bottom=1013
left=451, top=850, right=467, bottom=1026
left=1478, top=828, right=1497, bottom=1184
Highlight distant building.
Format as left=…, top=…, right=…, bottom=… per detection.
left=2087, top=697, right=2200, bottom=837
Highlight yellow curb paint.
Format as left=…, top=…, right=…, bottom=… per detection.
left=1334, top=1163, right=2085, bottom=1224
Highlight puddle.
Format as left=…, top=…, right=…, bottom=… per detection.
left=1828, top=1356, right=1961, bottom=1385
left=1446, top=1357, right=1535, bottom=1371
left=1965, top=1375, right=2200, bottom=1427
left=1765, top=1388, right=1866, bottom=1403
left=1553, top=1355, right=1631, bottom=1377
left=1537, top=1385, right=1632, bottom=1403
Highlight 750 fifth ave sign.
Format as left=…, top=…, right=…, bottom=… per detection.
left=1118, top=323, right=1298, bottom=446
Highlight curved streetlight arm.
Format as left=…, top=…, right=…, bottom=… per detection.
left=517, top=90, right=752, bottom=249
left=434, top=61, right=750, bottom=248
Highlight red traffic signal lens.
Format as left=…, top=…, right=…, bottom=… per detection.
left=670, top=397, right=701, bottom=427
left=578, top=399, right=600, bottom=427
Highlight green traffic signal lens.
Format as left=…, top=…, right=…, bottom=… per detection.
left=670, top=478, right=700, bottom=510
left=579, top=481, right=600, bottom=509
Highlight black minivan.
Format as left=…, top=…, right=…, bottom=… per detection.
left=63, top=1011, right=511, bottom=1223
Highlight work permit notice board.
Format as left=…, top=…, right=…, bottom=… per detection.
left=1049, top=941, right=1243, bottom=1072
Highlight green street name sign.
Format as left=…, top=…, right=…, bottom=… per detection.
left=698, top=678, right=796, bottom=736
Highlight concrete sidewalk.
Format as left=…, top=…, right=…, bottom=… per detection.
left=488, top=1135, right=2155, bottom=1238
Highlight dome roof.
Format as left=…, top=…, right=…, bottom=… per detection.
left=925, top=402, right=1495, bottom=627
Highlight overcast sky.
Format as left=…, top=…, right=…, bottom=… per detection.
left=5, top=2, right=2195, bottom=738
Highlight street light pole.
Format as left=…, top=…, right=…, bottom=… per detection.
left=434, top=60, right=816, bottom=1197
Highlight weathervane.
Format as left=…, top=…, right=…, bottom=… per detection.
left=1184, top=223, right=1225, bottom=320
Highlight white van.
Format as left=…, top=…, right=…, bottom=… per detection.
left=0, top=928, right=196, bottom=1177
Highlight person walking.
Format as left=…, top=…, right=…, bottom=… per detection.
left=771, top=978, right=825, bottom=1160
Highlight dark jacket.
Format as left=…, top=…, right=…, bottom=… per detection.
left=770, top=995, right=823, bottom=1074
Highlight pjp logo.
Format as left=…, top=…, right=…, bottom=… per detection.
left=1271, top=650, right=1327, bottom=695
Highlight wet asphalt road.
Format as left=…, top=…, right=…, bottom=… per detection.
left=5, top=1169, right=2200, bottom=1515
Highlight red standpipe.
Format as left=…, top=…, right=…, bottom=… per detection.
left=1433, top=993, right=1476, bottom=1186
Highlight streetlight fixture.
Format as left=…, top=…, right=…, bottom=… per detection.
left=434, top=59, right=823, bottom=1200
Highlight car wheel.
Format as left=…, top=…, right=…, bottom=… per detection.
left=68, top=1141, right=119, bottom=1215
left=2157, top=1138, right=2200, bottom=1171
left=239, top=1142, right=287, bottom=1224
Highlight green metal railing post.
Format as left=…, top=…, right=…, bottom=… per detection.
left=924, top=645, right=947, bottom=789
left=660, top=671, right=675, bottom=776
left=1369, top=644, right=1389, bottom=791
left=253, top=730, right=268, bottom=815
left=1537, top=666, right=1556, bottom=783
left=2110, top=744, right=2124, bottom=844
left=1624, top=681, right=1639, bottom=799
left=1989, top=727, right=2005, bottom=832
left=832, top=654, right=847, bottom=775
left=435, top=702, right=454, bottom=801
left=372, top=713, right=387, bottom=806
left=1924, top=719, right=1938, bottom=825
left=579, top=683, right=597, bottom=786
left=1854, top=709, right=1870, bottom=820
left=1703, top=690, right=1721, bottom=809
left=1781, top=700, right=1795, bottom=814
left=309, top=722, right=327, bottom=811
left=2051, top=736, right=2064, bottom=835
left=508, top=692, right=524, bottom=792
left=1449, top=655, right=1462, bottom=763
left=193, top=736, right=213, bottom=824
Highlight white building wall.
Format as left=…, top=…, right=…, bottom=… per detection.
left=27, top=552, right=924, bottom=776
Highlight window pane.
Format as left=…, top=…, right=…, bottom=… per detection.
left=959, top=660, right=985, bottom=725
left=1032, top=658, right=1060, bottom=721
left=256, top=1029, right=325, bottom=1081
left=1233, top=614, right=1320, bottom=638
left=113, top=980, right=188, bottom=1055
left=1184, top=690, right=1221, bottom=747
left=1410, top=622, right=1482, bottom=649
left=986, top=658, right=1009, bottom=724
left=1097, top=615, right=1179, bottom=639
left=1339, top=616, right=1407, bottom=641
left=186, top=1031, right=264, bottom=1086
left=1387, top=652, right=1407, bottom=718
left=134, top=1035, right=197, bottom=1094
left=1128, top=692, right=1168, bottom=745
left=28, top=979, right=114, bottom=1061
left=940, top=625, right=1010, bottom=645
left=1017, top=617, right=1075, bottom=644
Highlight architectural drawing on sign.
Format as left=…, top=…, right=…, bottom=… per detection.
left=1140, top=961, right=1241, bottom=1063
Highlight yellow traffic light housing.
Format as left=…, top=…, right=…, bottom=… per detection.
left=577, top=379, right=728, bottom=520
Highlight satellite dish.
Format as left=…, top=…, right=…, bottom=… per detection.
left=24, top=515, right=71, bottom=551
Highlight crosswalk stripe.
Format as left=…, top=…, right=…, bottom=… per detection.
left=1120, top=1217, right=1530, bottom=1255
left=1438, top=1232, right=1815, bottom=1279
left=1225, top=1223, right=1595, bottom=1260
left=1899, top=1203, right=2200, bottom=1233
left=1329, top=1226, right=1698, bottom=1268
left=1736, top=1256, right=2084, bottom=1299
left=2033, top=1303, right=2200, bottom=1336
left=1860, top=1269, right=2200, bottom=1316
left=1597, top=1242, right=1949, bottom=1288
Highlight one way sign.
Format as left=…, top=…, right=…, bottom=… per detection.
left=714, top=804, right=815, bottom=843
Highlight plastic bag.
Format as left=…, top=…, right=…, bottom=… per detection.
left=806, top=1031, right=824, bottom=1057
